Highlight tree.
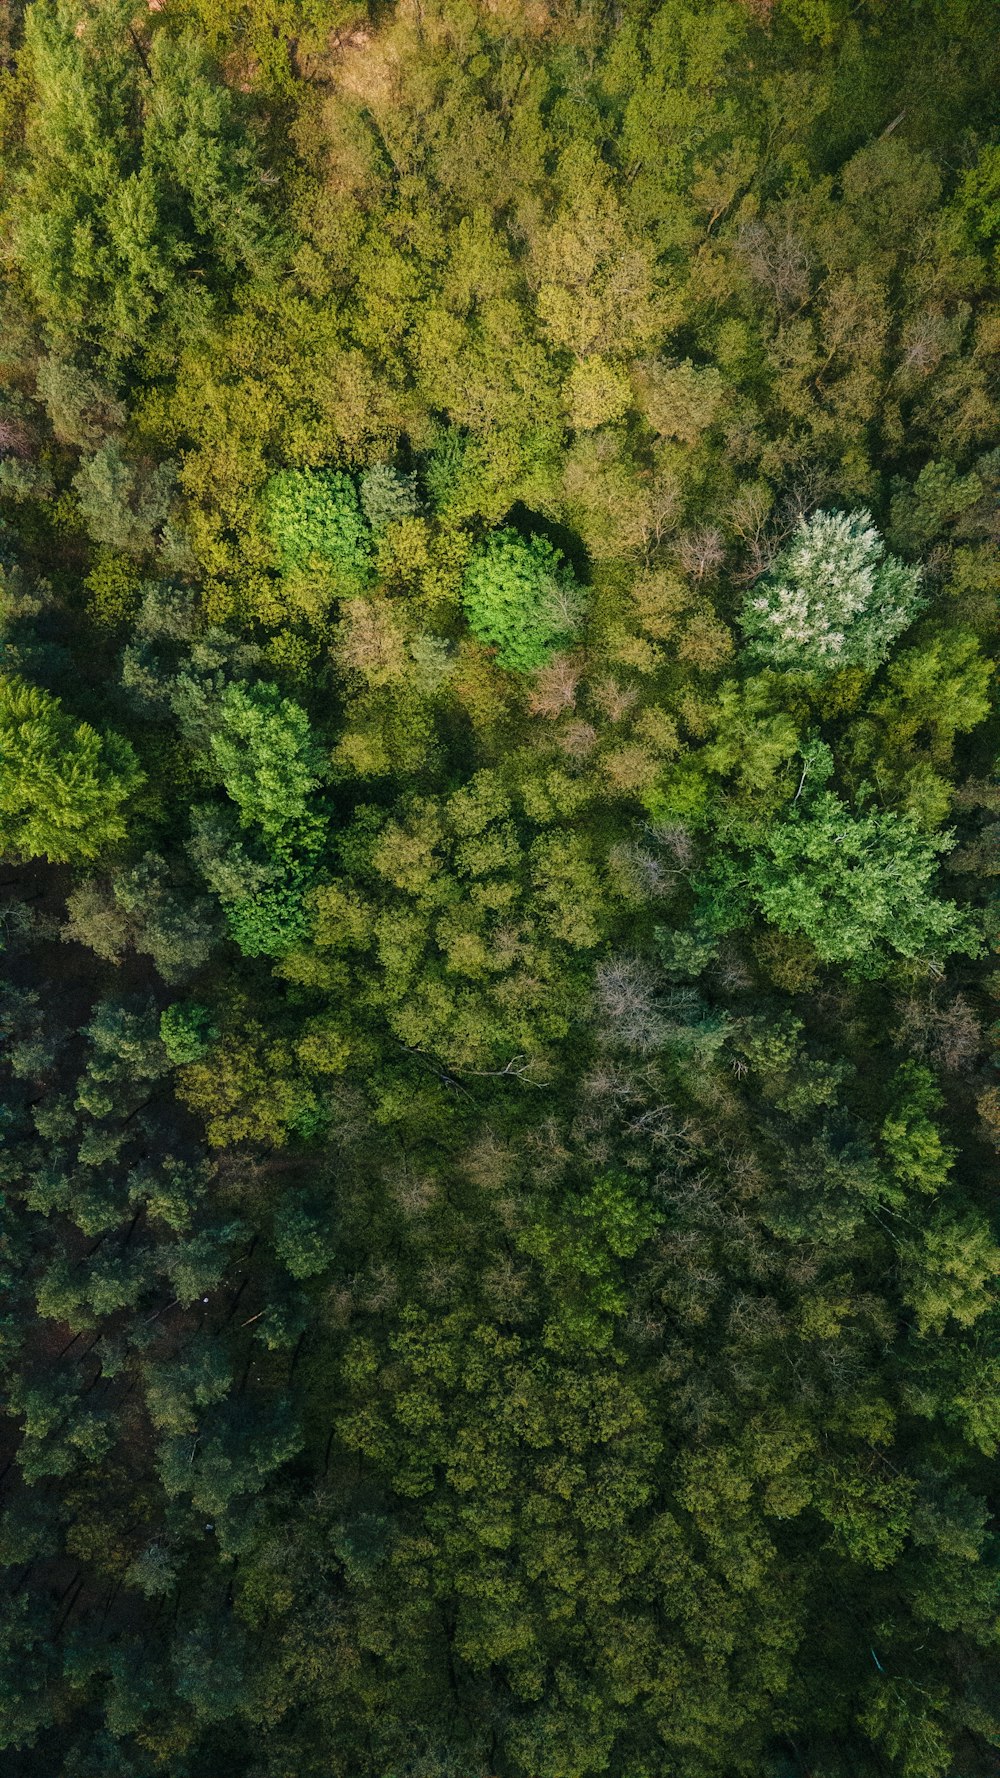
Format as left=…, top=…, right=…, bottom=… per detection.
left=953, top=141, right=1000, bottom=269
left=564, top=356, right=632, bottom=430
left=359, top=463, right=422, bottom=531
left=160, top=1002, right=216, bottom=1066
left=35, top=353, right=125, bottom=448
left=700, top=759, right=978, bottom=975
left=739, top=509, right=925, bottom=673
left=112, top=852, right=221, bottom=981
left=208, top=680, right=327, bottom=843
left=461, top=529, right=586, bottom=671
left=223, top=863, right=315, bottom=958
left=73, top=442, right=175, bottom=557
left=0, top=674, right=141, bottom=863
left=272, top=1197, right=331, bottom=1280
left=264, top=468, right=373, bottom=587
left=14, top=3, right=280, bottom=377
left=190, top=682, right=327, bottom=958
left=632, top=356, right=725, bottom=443
left=901, top=1208, right=1000, bottom=1334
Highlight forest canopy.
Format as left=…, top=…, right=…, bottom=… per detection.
left=0, top=2, right=999, bottom=1777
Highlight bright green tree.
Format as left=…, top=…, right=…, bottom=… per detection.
left=0, top=674, right=141, bottom=863
left=700, top=759, right=977, bottom=976
left=461, top=529, right=586, bottom=670
left=264, top=468, right=372, bottom=587
left=747, top=797, right=974, bottom=971
left=209, top=681, right=326, bottom=842
left=160, top=1001, right=216, bottom=1066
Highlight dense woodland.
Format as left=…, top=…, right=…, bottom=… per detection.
left=0, top=0, right=999, bottom=1773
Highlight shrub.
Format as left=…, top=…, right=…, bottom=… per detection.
left=739, top=508, right=924, bottom=673
left=461, top=529, right=586, bottom=671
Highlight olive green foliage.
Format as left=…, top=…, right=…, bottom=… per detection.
left=1, top=2, right=999, bottom=1776
left=286, top=775, right=609, bottom=1068
left=461, top=528, right=585, bottom=670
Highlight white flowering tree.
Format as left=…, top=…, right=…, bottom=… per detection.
left=739, top=508, right=924, bottom=673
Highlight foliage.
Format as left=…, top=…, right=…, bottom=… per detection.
left=740, top=509, right=925, bottom=674
left=208, top=680, right=327, bottom=842
left=73, top=443, right=175, bottom=557
left=701, top=770, right=977, bottom=975
left=0, top=673, right=141, bottom=862
left=461, top=528, right=586, bottom=671
left=14, top=2, right=277, bottom=374
left=223, top=862, right=315, bottom=959
left=359, top=463, right=422, bottom=532
left=264, top=467, right=373, bottom=587
left=160, top=1001, right=216, bottom=1066
left=0, top=3, right=999, bottom=1776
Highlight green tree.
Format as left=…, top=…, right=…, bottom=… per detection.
left=461, top=529, right=586, bottom=670
left=14, top=3, right=279, bottom=374
left=264, top=468, right=373, bottom=587
left=209, top=680, right=326, bottom=842
left=0, top=674, right=141, bottom=863
left=701, top=769, right=977, bottom=975
left=759, top=794, right=972, bottom=972
left=73, top=442, right=175, bottom=557
left=359, top=463, right=422, bottom=532
left=740, top=509, right=925, bottom=674
left=901, top=1208, right=1000, bottom=1334
left=160, top=1001, right=216, bottom=1066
